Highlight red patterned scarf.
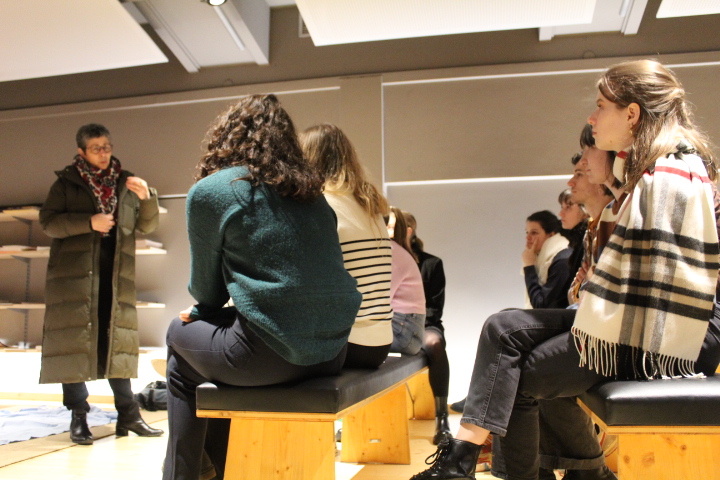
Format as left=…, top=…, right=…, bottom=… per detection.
left=74, top=155, right=121, bottom=235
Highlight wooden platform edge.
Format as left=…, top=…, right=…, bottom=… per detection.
left=577, top=398, right=720, bottom=435
left=0, top=392, right=115, bottom=403
left=197, top=365, right=429, bottom=421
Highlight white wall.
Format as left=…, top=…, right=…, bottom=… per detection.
left=387, top=177, right=569, bottom=400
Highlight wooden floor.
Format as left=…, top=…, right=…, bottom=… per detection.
left=0, top=407, right=496, bottom=480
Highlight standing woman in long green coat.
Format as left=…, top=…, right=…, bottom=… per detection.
left=39, top=123, right=164, bottom=445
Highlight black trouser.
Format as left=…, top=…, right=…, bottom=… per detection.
left=162, top=314, right=347, bottom=480
left=62, top=378, right=139, bottom=419
left=461, top=307, right=720, bottom=480
left=97, top=234, right=115, bottom=376
left=343, top=342, right=391, bottom=368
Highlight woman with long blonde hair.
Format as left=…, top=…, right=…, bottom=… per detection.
left=300, top=124, right=394, bottom=368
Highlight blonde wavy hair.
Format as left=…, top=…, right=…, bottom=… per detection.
left=299, top=124, right=388, bottom=218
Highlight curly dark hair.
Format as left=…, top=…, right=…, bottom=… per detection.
left=195, top=94, right=324, bottom=202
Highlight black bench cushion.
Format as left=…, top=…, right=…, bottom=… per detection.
left=579, top=375, right=720, bottom=426
left=196, top=354, right=428, bottom=414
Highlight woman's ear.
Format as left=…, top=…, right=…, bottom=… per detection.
left=627, top=102, right=641, bottom=127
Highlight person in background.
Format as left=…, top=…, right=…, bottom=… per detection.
left=404, top=211, right=453, bottom=445
left=299, top=124, right=393, bottom=369
left=557, top=185, right=588, bottom=294
left=566, top=125, right=619, bottom=306
left=39, top=123, right=163, bottom=445
left=535, top=127, right=619, bottom=480
left=522, top=210, right=572, bottom=309
left=385, top=207, right=426, bottom=358
left=558, top=187, right=588, bottom=233
left=162, top=95, right=361, bottom=480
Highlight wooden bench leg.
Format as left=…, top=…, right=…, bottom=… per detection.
left=341, top=383, right=411, bottom=464
left=406, top=371, right=435, bottom=420
left=618, top=434, right=720, bottom=480
left=224, top=417, right=336, bottom=480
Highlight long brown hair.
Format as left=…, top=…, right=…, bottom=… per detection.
left=597, top=60, right=717, bottom=189
left=299, top=124, right=388, bottom=217
left=403, top=211, right=425, bottom=254
left=384, top=206, right=418, bottom=262
left=196, top=94, right=323, bottom=202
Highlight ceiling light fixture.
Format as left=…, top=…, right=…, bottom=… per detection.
left=205, top=0, right=227, bottom=6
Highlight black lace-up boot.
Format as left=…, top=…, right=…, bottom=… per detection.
left=410, top=438, right=482, bottom=479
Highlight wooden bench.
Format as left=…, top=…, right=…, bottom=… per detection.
left=578, top=375, right=720, bottom=480
left=196, top=354, right=429, bottom=480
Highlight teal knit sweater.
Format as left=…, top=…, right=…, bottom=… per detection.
left=186, top=166, right=361, bottom=365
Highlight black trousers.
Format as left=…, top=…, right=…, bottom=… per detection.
left=461, top=307, right=720, bottom=480
left=62, top=378, right=138, bottom=418
left=162, top=314, right=347, bottom=480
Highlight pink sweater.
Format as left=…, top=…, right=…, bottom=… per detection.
left=390, top=241, right=426, bottom=314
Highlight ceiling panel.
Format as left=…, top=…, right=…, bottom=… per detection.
left=657, top=0, right=720, bottom=18
left=133, top=0, right=257, bottom=68
left=0, top=0, right=167, bottom=82
left=296, top=0, right=596, bottom=46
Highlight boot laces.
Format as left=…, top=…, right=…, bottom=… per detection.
left=424, top=439, right=451, bottom=468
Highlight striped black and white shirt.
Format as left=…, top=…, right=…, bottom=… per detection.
left=324, top=191, right=393, bottom=347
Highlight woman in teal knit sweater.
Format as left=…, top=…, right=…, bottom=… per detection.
left=162, top=94, right=362, bottom=480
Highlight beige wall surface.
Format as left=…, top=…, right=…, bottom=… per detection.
left=383, top=56, right=720, bottom=183
left=0, top=81, right=342, bottom=205
left=383, top=71, right=599, bottom=182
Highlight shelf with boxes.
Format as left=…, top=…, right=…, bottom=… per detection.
left=0, top=205, right=168, bottom=348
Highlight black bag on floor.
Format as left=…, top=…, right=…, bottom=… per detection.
left=134, top=380, right=168, bottom=411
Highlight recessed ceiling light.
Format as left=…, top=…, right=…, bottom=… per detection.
left=207, top=0, right=227, bottom=6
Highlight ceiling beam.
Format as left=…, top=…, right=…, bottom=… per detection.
left=621, top=0, right=649, bottom=35
left=131, top=0, right=201, bottom=73
left=221, top=0, right=270, bottom=65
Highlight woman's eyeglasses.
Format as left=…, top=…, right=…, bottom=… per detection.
left=86, top=144, right=113, bottom=154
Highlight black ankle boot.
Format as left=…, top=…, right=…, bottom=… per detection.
left=70, top=409, right=93, bottom=445
left=563, top=465, right=617, bottom=480
left=449, top=398, right=466, bottom=414
left=432, top=397, right=453, bottom=445
left=410, top=438, right=482, bottom=479
left=116, top=414, right=164, bottom=437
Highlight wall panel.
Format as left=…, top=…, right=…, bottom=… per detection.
left=387, top=177, right=569, bottom=400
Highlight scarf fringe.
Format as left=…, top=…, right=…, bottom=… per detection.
left=571, top=327, right=705, bottom=380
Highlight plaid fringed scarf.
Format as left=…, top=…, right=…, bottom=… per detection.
left=572, top=149, right=720, bottom=379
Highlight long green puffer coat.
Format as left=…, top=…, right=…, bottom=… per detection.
left=38, top=164, right=159, bottom=384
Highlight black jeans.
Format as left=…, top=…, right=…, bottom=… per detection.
left=162, top=314, right=347, bottom=480
left=63, top=378, right=139, bottom=419
left=462, top=307, right=720, bottom=480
